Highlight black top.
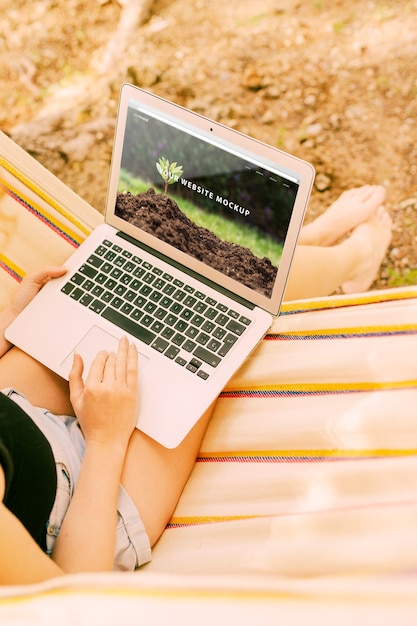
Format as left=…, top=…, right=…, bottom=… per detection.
left=0, top=393, right=57, bottom=550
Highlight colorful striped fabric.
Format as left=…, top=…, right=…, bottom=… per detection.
left=1, top=130, right=417, bottom=620
left=0, top=132, right=101, bottom=307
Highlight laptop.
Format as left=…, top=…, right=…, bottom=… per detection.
left=6, top=84, right=315, bottom=448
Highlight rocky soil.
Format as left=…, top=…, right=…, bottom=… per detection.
left=1, top=0, right=416, bottom=291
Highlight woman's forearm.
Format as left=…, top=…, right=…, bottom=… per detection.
left=52, top=441, right=127, bottom=573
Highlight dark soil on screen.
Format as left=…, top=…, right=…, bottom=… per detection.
left=115, top=189, right=278, bottom=297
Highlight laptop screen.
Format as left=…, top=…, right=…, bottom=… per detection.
left=106, top=84, right=314, bottom=315
left=107, top=87, right=313, bottom=312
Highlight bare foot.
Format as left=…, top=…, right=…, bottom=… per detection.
left=299, top=185, right=387, bottom=247
left=341, top=206, right=392, bottom=294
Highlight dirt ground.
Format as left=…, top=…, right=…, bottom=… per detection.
left=1, top=0, right=416, bottom=291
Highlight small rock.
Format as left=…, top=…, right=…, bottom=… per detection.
left=305, top=122, right=323, bottom=137
left=314, top=173, right=331, bottom=192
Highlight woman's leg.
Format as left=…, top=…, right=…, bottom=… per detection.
left=121, top=403, right=214, bottom=547
left=285, top=206, right=392, bottom=301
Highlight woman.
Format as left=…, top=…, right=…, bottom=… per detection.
left=0, top=269, right=214, bottom=583
left=0, top=184, right=391, bottom=584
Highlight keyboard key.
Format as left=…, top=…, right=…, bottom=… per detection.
left=155, top=308, right=167, bottom=320
left=226, top=319, right=246, bottom=336
left=216, top=303, right=228, bottom=312
left=111, top=296, right=123, bottom=309
left=133, top=267, right=145, bottom=279
left=70, top=287, right=84, bottom=301
left=180, top=309, right=193, bottom=322
left=91, top=285, right=104, bottom=297
left=143, top=272, right=155, bottom=284
left=115, top=284, right=127, bottom=296
left=141, top=314, right=153, bottom=327
left=79, top=264, right=97, bottom=279
left=110, top=267, right=123, bottom=279
left=114, top=255, right=126, bottom=267
left=172, top=333, right=186, bottom=346
left=193, top=346, right=221, bottom=368
left=80, top=293, right=93, bottom=307
left=71, top=273, right=85, bottom=286
left=87, top=254, right=103, bottom=268
left=102, top=308, right=155, bottom=344
left=212, top=327, right=227, bottom=340
left=89, top=299, right=106, bottom=314
left=207, top=339, right=221, bottom=352
left=121, top=303, right=134, bottom=315
left=139, top=284, right=152, bottom=296
left=95, top=273, right=107, bottom=284
left=131, top=309, right=144, bottom=322
left=104, top=278, right=117, bottom=290
left=161, top=327, right=175, bottom=339
left=130, top=279, right=142, bottom=291
left=205, top=307, right=217, bottom=320
left=215, top=313, right=228, bottom=326
left=152, top=337, right=169, bottom=353
left=102, top=290, right=113, bottom=303
left=190, top=314, right=204, bottom=327
left=202, top=320, right=215, bottom=333
left=163, top=284, right=176, bottom=295
left=165, top=314, right=177, bottom=326
left=185, top=326, right=199, bottom=339
left=61, top=282, right=74, bottom=295
left=196, top=332, right=210, bottom=346
left=186, top=358, right=202, bottom=373
left=124, top=290, right=136, bottom=302
left=170, top=302, right=183, bottom=314
left=150, top=320, right=164, bottom=333
left=165, top=345, right=180, bottom=360
left=218, top=333, right=238, bottom=357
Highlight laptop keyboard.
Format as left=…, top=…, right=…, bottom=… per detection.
left=60, top=239, right=253, bottom=380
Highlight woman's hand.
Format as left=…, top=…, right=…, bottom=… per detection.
left=0, top=266, right=67, bottom=358
left=69, top=336, right=139, bottom=451
left=55, top=337, right=139, bottom=574
left=10, top=266, right=67, bottom=317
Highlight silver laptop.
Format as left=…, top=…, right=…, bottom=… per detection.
left=6, top=84, right=314, bottom=448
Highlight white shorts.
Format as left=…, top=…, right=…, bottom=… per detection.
left=2, top=388, right=151, bottom=571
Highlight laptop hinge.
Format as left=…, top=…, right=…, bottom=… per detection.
left=116, top=231, right=255, bottom=310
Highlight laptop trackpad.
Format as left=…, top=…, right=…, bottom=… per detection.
left=61, top=326, right=149, bottom=380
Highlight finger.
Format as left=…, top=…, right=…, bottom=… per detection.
left=68, top=352, right=85, bottom=398
left=126, top=342, right=138, bottom=390
left=114, top=336, right=129, bottom=382
left=25, top=266, right=67, bottom=287
left=103, top=352, right=118, bottom=383
left=87, top=350, right=111, bottom=384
